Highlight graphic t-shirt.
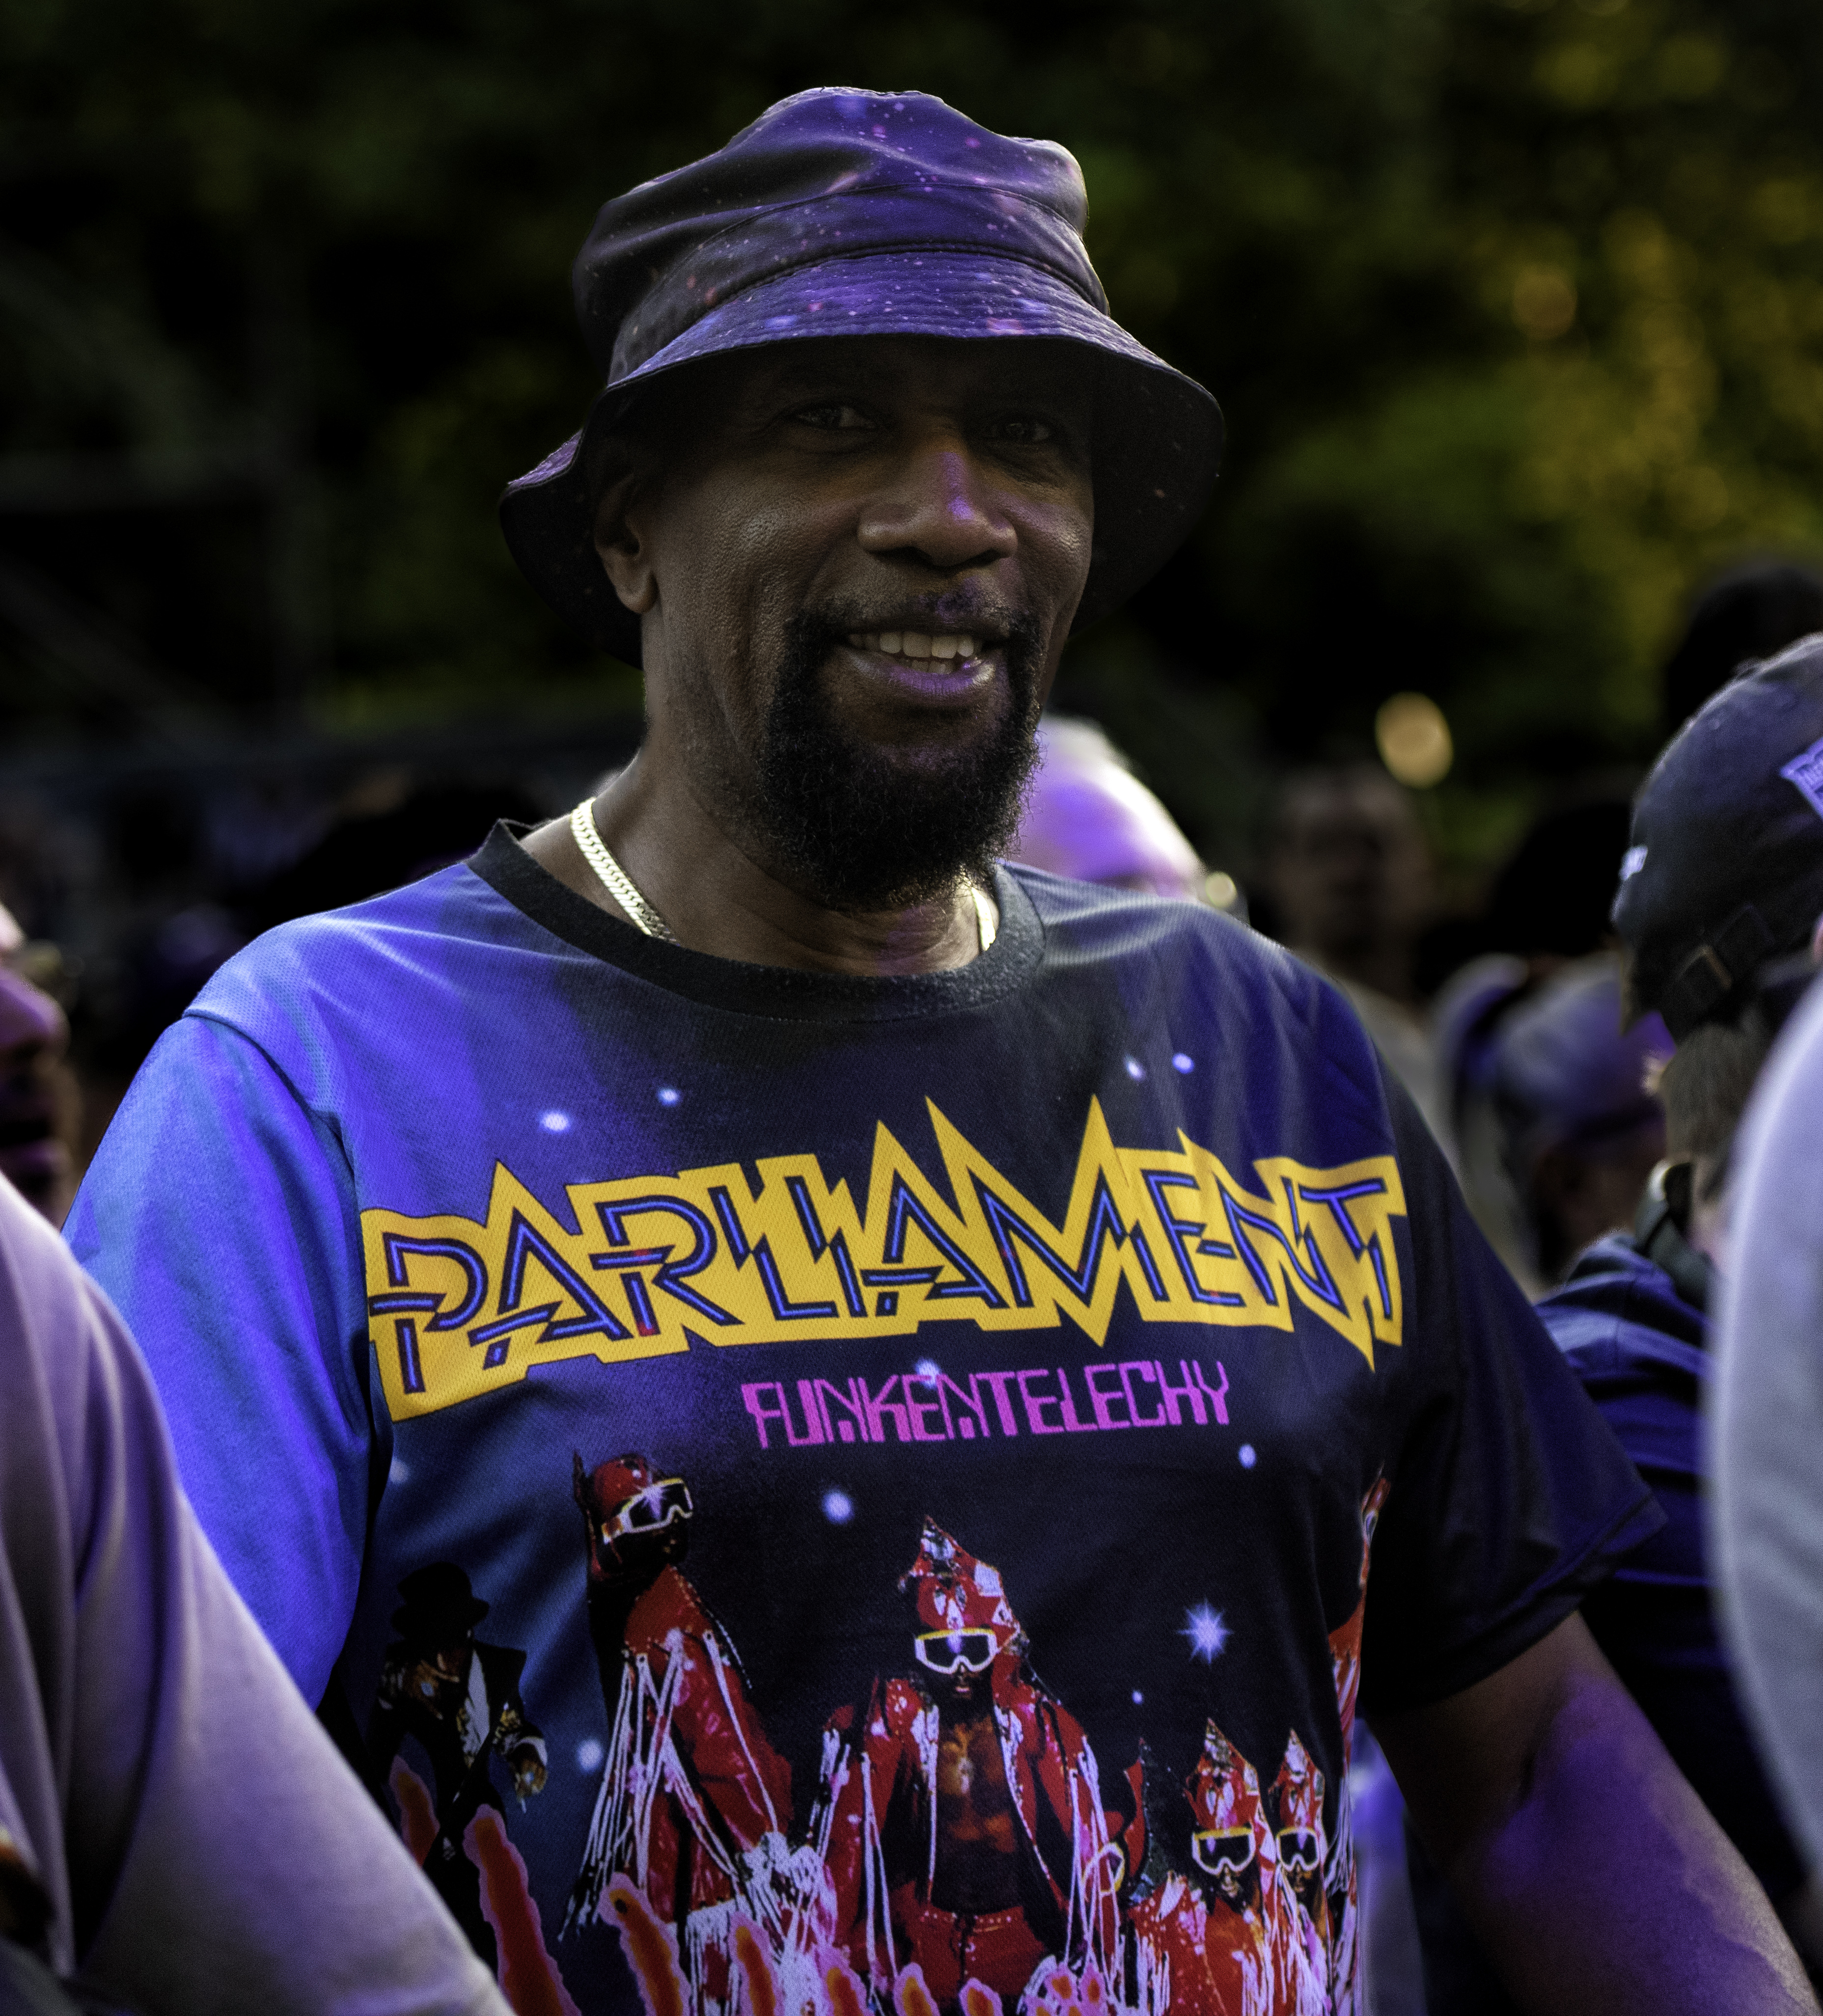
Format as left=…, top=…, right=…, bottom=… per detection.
left=67, top=831, right=1657, bottom=2016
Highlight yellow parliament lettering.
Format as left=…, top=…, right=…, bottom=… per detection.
left=362, top=1099, right=1407, bottom=1420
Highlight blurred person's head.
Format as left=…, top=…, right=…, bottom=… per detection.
left=495, top=90, right=1220, bottom=919
left=1661, top=557, right=1823, bottom=738
left=1616, top=636, right=1823, bottom=1259
left=1262, top=764, right=1433, bottom=1001
left=0, top=903, right=79, bottom=1224
left=1008, top=716, right=1205, bottom=900
left=1479, top=797, right=1633, bottom=967
left=1490, top=957, right=1668, bottom=1283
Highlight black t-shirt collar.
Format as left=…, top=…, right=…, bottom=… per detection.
left=467, top=821, right=1044, bottom=1023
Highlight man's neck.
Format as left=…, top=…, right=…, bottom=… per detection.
left=520, top=758, right=991, bottom=977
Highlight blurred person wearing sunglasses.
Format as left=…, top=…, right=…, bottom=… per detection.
left=1259, top=765, right=1446, bottom=1144
left=66, top=89, right=1815, bottom=2016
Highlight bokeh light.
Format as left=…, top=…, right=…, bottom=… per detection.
left=1376, top=693, right=1454, bottom=788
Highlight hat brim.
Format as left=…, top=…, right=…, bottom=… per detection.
left=499, top=250, right=1223, bottom=666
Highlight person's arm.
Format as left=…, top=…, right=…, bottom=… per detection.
left=65, top=1010, right=377, bottom=1703
left=1374, top=1612, right=1817, bottom=2015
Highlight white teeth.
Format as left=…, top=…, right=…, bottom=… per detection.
left=848, top=629, right=989, bottom=663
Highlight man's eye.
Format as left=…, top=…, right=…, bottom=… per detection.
left=992, top=417, right=1057, bottom=445
left=793, top=403, right=872, bottom=431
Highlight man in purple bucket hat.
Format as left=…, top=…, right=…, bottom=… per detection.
left=68, top=91, right=1813, bottom=2014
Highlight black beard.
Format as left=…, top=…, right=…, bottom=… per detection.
left=747, top=607, right=1045, bottom=913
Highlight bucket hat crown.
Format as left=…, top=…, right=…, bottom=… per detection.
left=500, top=87, right=1223, bottom=664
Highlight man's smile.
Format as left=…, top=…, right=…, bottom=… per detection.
left=841, top=627, right=1005, bottom=705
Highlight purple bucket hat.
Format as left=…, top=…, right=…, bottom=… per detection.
left=499, top=86, right=1223, bottom=665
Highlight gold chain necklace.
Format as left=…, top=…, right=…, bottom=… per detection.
left=567, top=798, right=996, bottom=953
left=569, top=798, right=678, bottom=942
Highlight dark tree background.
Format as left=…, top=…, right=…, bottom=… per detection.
left=3, top=0, right=1823, bottom=877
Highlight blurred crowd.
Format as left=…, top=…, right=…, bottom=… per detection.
left=0, top=726, right=633, bottom=1222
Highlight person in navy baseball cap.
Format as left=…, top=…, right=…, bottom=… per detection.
left=1615, top=636, right=1823, bottom=1042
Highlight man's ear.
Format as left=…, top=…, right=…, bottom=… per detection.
left=593, top=468, right=658, bottom=616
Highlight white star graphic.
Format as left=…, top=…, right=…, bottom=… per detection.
left=1182, top=1601, right=1230, bottom=1663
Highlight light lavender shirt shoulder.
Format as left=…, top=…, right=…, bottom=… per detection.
left=1713, top=975, right=1823, bottom=1872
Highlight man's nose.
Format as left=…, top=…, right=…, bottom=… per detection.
left=0, top=965, right=67, bottom=1063
left=857, top=441, right=1018, bottom=573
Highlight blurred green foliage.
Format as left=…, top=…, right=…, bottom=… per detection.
left=3, top=0, right=1823, bottom=875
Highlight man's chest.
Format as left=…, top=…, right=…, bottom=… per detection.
left=335, top=1017, right=1406, bottom=2016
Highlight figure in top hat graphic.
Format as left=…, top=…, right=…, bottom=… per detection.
left=368, top=1560, right=548, bottom=1967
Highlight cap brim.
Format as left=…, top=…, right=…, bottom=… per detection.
left=499, top=250, right=1223, bottom=666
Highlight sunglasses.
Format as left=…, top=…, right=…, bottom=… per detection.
left=600, top=1477, right=693, bottom=1544
left=1191, top=1827, right=1256, bottom=1879
left=913, top=1629, right=999, bottom=1675
left=1276, top=1826, right=1322, bottom=1875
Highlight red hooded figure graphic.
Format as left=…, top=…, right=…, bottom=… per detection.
left=813, top=1519, right=1133, bottom=2011
left=1271, top=1729, right=1330, bottom=1998
left=565, top=1452, right=795, bottom=1946
left=1129, top=1721, right=1285, bottom=2016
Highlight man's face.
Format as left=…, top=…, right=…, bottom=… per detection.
left=601, top=337, right=1095, bottom=911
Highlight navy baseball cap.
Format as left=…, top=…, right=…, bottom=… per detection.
left=1614, top=634, right=1823, bottom=1040
left=499, top=87, right=1224, bottom=664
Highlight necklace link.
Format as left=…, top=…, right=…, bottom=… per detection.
left=569, top=799, right=678, bottom=942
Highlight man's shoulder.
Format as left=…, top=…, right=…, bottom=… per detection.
left=1007, top=864, right=1333, bottom=1022
left=188, top=857, right=536, bottom=1041
left=1007, top=868, right=1407, bottom=1140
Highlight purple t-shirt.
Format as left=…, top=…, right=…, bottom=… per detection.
left=68, top=832, right=1655, bottom=2016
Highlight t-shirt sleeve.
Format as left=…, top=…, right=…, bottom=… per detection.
left=1358, top=1065, right=1663, bottom=1715
left=64, top=1010, right=376, bottom=1707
